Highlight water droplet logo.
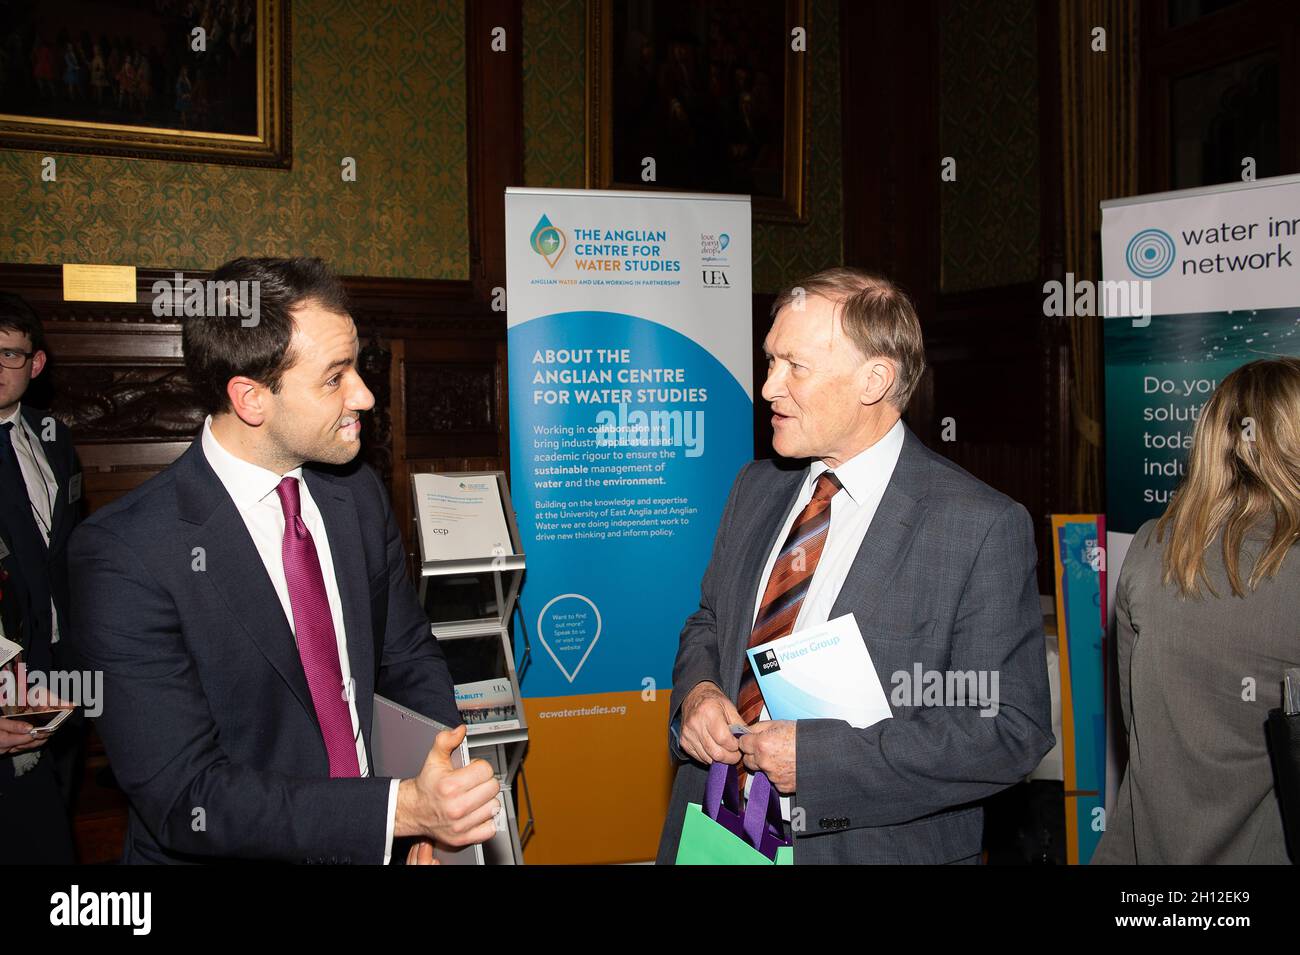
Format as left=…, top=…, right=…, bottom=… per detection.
left=719, top=233, right=730, bottom=251
left=1125, top=228, right=1176, bottom=279
left=530, top=214, right=567, bottom=268
left=537, top=593, right=602, bottom=683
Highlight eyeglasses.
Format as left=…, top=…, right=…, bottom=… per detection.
left=0, top=348, right=35, bottom=369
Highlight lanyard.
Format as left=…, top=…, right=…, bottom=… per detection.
left=10, top=419, right=55, bottom=539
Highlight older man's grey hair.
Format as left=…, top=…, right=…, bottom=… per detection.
left=770, top=267, right=927, bottom=410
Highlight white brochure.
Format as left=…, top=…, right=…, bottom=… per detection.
left=745, top=613, right=893, bottom=728
left=413, top=473, right=513, bottom=563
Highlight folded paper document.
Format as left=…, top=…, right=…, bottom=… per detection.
left=745, top=613, right=893, bottom=728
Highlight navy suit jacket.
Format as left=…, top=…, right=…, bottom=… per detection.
left=657, top=424, right=1055, bottom=863
left=66, top=438, right=460, bottom=864
left=0, top=405, right=80, bottom=675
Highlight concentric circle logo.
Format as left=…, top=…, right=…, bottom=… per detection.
left=1125, top=228, right=1176, bottom=278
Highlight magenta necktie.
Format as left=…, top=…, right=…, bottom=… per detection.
left=275, top=476, right=360, bottom=778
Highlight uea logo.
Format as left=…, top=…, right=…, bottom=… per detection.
left=1125, top=228, right=1176, bottom=278
left=530, top=214, right=567, bottom=268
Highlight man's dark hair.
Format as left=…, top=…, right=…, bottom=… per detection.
left=182, top=256, right=351, bottom=416
left=0, top=292, right=47, bottom=355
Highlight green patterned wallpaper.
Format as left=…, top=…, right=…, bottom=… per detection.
left=938, top=0, right=1040, bottom=293
left=753, top=0, right=843, bottom=295
left=521, top=0, right=843, bottom=294
left=523, top=0, right=587, bottom=189
left=0, top=0, right=469, bottom=280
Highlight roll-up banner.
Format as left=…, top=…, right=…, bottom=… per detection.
left=505, top=188, right=753, bottom=863
left=1100, top=173, right=1300, bottom=819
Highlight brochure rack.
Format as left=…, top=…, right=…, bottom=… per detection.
left=411, top=470, right=529, bottom=864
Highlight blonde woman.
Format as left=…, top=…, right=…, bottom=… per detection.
left=1094, top=356, right=1300, bottom=864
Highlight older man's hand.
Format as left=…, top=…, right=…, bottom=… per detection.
left=679, top=682, right=743, bottom=766
left=738, top=720, right=796, bottom=793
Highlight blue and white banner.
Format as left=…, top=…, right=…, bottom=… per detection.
left=504, top=188, right=752, bottom=862
left=1100, top=173, right=1300, bottom=838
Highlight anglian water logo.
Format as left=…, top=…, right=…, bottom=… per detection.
left=1125, top=228, right=1176, bottom=278
left=530, top=214, right=567, bottom=268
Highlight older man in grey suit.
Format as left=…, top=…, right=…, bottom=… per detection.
left=657, top=268, right=1055, bottom=864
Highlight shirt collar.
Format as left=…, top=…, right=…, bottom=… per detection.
left=0, top=402, right=22, bottom=427
left=200, top=414, right=303, bottom=511
left=810, top=417, right=905, bottom=505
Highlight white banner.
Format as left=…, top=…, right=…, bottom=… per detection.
left=504, top=187, right=753, bottom=863
left=1101, top=174, right=1300, bottom=316
left=1100, top=172, right=1300, bottom=826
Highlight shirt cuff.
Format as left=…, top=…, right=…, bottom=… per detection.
left=382, top=778, right=400, bottom=865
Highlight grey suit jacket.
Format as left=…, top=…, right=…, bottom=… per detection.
left=656, top=424, right=1055, bottom=864
left=1093, top=518, right=1298, bottom=864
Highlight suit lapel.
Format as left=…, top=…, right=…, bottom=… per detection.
left=723, top=466, right=806, bottom=694
left=827, top=425, right=932, bottom=627
left=176, top=441, right=315, bottom=719
left=304, top=468, right=375, bottom=750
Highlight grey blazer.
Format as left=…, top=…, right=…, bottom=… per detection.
left=1093, top=518, right=1299, bottom=865
left=656, top=424, right=1055, bottom=864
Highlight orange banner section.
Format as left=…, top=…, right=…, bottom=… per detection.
left=519, top=690, right=674, bottom=864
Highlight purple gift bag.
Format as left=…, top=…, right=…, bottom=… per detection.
left=703, top=761, right=792, bottom=861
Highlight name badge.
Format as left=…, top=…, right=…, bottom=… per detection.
left=68, top=472, right=83, bottom=504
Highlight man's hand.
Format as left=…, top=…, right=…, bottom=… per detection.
left=394, top=724, right=501, bottom=846
left=679, top=681, right=743, bottom=766
left=0, top=717, right=49, bottom=756
left=0, top=662, right=64, bottom=756
left=738, top=720, right=796, bottom=793
left=405, top=839, right=441, bottom=865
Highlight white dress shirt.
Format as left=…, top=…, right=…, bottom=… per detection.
left=0, top=403, right=61, bottom=643
left=201, top=415, right=400, bottom=863
left=747, top=417, right=906, bottom=817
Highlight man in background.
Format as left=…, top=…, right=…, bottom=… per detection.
left=0, top=292, right=82, bottom=862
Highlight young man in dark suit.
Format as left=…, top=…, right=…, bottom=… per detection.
left=0, top=293, right=82, bottom=862
left=67, top=257, right=501, bottom=863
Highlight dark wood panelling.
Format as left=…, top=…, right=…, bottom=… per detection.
left=1139, top=0, right=1299, bottom=193
left=841, top=1, right=1070, bottom=593
left=840, top=0, right=941, bottom=325
left=466, top=0, right=526, bottom=301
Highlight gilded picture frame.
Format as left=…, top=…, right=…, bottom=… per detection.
left=0, top=0, right=291, bottom=169
left=586, top=0, right=808, bottom=223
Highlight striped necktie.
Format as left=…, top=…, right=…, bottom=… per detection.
left=737, top=470, right=842, bottom=727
